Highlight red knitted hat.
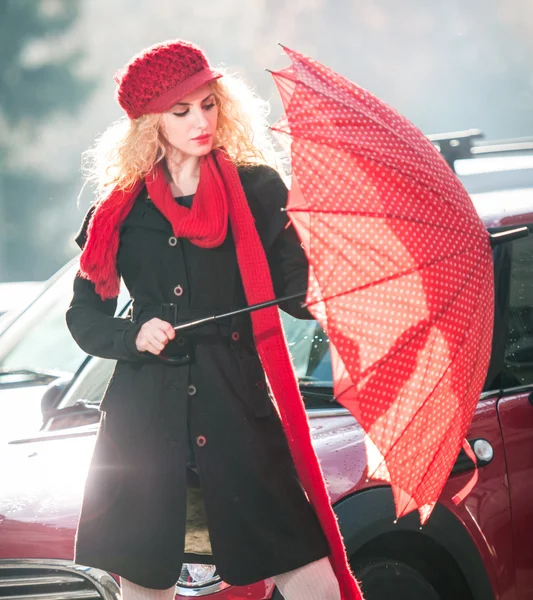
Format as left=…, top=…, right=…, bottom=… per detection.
left=115, top=39, right=222, bottom=120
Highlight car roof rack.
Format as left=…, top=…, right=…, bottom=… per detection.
left=427, top=129, right=533, bottom=171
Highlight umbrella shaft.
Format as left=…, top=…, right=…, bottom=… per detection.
left=173, top=291, right=307, bottom=332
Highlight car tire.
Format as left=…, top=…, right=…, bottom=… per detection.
left=270, top=557, right=441, bottom=600
left=352, top=557, right=441, bottom=600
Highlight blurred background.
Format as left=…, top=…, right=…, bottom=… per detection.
left=2, top=0, right=533, bottom=284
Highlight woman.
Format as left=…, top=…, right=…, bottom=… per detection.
left=66, top=39, right=362, bottom=600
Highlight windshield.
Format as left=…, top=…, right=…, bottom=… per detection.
left=0, top=261, right=86, bottom=375
left=0, top=261, right=129, bottom=377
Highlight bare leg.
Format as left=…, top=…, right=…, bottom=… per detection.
left=120, top=578, right=176, bottom=600
left=272, top=556, right=341, bottom=600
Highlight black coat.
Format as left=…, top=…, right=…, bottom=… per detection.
left=66, top=165, right=329, bottom=589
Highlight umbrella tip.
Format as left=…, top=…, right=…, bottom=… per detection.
left=265, top=68, right=273, bottom=74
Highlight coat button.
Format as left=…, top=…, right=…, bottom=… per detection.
left=168, top=236, right=178, bottom=247
left=196, top=435, right=207, bottom=447
left=231, top=332, right=240, bottom=341
left=188, top=384, right=197, bottom=396
left=176, top=336, right=186, bottom=346
left=174, top=285, right=184, bottom=297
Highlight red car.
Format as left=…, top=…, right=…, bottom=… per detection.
left=0, top=132, right=532, bottom=600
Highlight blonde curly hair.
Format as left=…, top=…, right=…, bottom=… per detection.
left=82, top=71, right=284, bottom=202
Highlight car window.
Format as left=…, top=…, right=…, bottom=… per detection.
left=0, top=260, right=130, bottom=377
left=502, top=232, right=533, bottom=387
left=0, top=261, right=86, bottom=375
left=60, top=357, right=116, bottom=408
left=280, top=313, right=332, bottom=386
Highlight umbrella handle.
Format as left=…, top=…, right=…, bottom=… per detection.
left=489, top=226, right=529, bottom=247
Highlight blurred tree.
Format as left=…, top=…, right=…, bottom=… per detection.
left=0, top=0, right=92, bottom=281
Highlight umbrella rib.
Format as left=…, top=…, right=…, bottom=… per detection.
left=289, top=138, right=474, bottom=221
left=395, top=273, right=492, bottom=494
left=276, top=102, right=459, bottom=204
left=332, top=252, right=483, bottom=408
left=363, top=251, right=491, bottom=485
left=434, top=267, right=494, bottom=429
left=355, top=245, right=488, bottom=383
left=392, top=412, right=458, bottom=513
left=390, top=327, right=485, bottom=509
left=413, top=316, right=440, bottom=421
left=307, top=216, right=390, bottom=285
left=366, top=407, right=454, bottom=499
left=307, top=243, right=482, bottom=310
left=411, top=256, right=489, bottom=416
left=288, top=208, right=482, bottom=238
left=333, top=247, right=487, bottom=436
left=273, top=61, right=477, bottom=222
left=272, top=68, right=432, bottom=165
left=313, top=217, right=405, bottom=284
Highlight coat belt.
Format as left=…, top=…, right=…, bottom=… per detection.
left=132, top=303, right=236, bottom=331
left=129, top=304, right=255, bottom=367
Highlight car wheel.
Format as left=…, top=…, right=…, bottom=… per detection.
left=352, top=557, right=441, bottom=600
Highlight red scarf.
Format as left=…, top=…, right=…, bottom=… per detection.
left=80, top=149, right=363, bottom=600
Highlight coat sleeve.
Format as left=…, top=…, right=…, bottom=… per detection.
left=65, top=206, right=146, bottom=361
left=250, top=166, right=313, bottom=320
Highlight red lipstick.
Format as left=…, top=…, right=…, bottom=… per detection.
left=192, top=134, right=211, bottom=143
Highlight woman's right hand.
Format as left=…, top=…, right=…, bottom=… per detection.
left=135, top=318, right=176, bottom=354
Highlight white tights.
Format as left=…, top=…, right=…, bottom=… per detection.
left=272, top=557, right=342, bottom=600
left=120, top=556, right=341, bottom=600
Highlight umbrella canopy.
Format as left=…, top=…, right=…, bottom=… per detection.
left=270, top=45, right=494, bottom=523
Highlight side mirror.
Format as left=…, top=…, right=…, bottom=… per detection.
left=40, top=376, right=72, bottom=423
left=45, top=399, right=102, bottom=431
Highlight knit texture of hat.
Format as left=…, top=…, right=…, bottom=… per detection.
left=115, top=40, right=221, bottom=119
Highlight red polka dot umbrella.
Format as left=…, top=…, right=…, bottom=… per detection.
left=269, top=45, right=494, bottom=523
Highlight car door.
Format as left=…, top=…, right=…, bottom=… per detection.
left=493, top=230, right=533, bottom=599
